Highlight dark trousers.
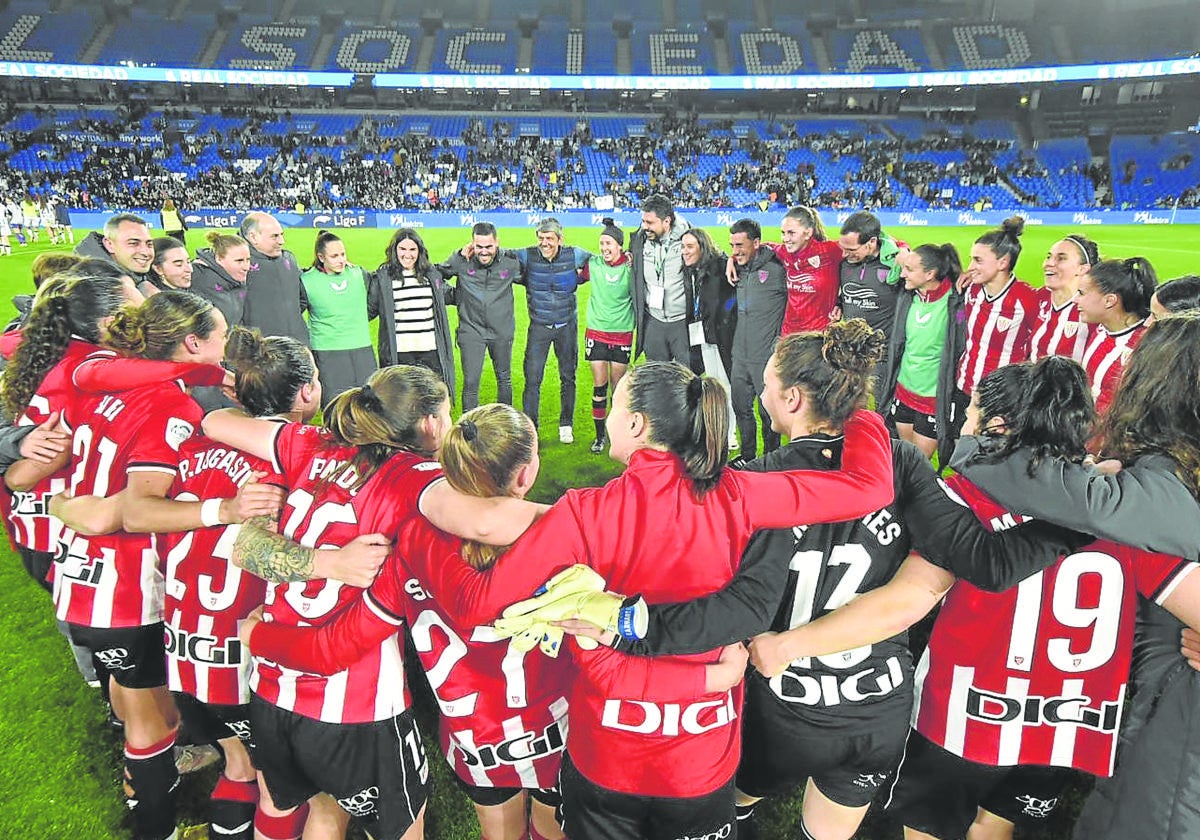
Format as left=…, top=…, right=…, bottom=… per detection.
left=560, top=752, right=736, bottom=840
left=459, top=332, right=514, bottom=410
left=731, top=355, right=780, bottom=459
left=642, top=317, right=692, bottom=365
left=313, top=346, right=378, bottom=409
left=523, top=319, right=577, bottom=427
left=395, top=349, right=445, bottom=383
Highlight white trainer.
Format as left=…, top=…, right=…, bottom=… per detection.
left=559, top=426, right=575, bottom=444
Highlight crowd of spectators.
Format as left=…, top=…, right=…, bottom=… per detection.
left=0, top=102, right=1191, bottom=212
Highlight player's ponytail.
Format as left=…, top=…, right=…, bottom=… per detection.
left=440, top=403, right=537, bottom=569
left=771, top=319, right=885, bottom=432
left=105, top=290, right=218, bottom=360
left=223, top=326, right=315, bottom=417
left=625, top=362, right=728, bottom=496
left=1090, top=257, right=1158, bottom=318
left=1153, top=274, right=1200, bottom=314
left=987, top=356, right=1093, bottom=474
left=2, top=260, right=131, bottom=419
left=323, top=364, right=448, bottom=488
left=975, top=215, right=1026, bottom=274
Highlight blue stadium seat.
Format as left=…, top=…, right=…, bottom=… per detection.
left=0, top=0, right=95, bottom=64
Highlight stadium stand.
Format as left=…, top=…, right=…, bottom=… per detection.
left=1, top=99, right=1196, bottom=213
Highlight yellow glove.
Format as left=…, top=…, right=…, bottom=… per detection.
left=492, top=564, right=636, bottom=654
left=504, top=621, right=568, bottom=658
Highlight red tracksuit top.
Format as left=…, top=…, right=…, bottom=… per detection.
left=253, top=410, right=894, bottom=798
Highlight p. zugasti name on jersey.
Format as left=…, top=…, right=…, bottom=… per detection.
left=178, top=446, right=260, bottom=487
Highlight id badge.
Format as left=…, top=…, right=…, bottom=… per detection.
left=688, top=320, right=705, bottom=346
left=647, top=284, right=665, bottom=310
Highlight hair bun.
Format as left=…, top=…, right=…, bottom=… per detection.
left=1001, top=216, right=1025, bottom=239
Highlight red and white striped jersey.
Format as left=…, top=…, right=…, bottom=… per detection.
left=771, top=239, right=843, bottom=335
left=956, top=279, right=1039, bottom=395
left=1080, top=320, right=1148, bottom=418
left=1027, top=288, right=1090, bottom=363
left=55, top=377, right=201, bottom=628
left=914, top=476, right=1196, bottom=777
left=161, top=433, right=283, bottom=705
left=249, top=423, right=441, bottom=724
left=362, top=519, right=571, bottom=790
left=8, top=341, right=103, bottom=554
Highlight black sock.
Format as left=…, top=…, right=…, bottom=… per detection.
left=124, top=732, right=179, bottom=840
left=210, top=775, right=258, bottom=840
left=736, top=802, right=758, bottom=840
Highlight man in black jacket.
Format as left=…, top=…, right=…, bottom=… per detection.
left=74, top=212, right=155, bottom=294
left=729, top=219, right=787, bottom=458
left=239, top=212, right=310, bottom=346
left=440, top=222, right=522, bottom=409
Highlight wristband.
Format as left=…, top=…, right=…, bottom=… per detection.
left=200, top=498, right=224, bottom=528
left=616, top=596, right=649, bottom=641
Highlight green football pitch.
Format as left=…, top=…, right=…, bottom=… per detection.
left=0, top=224, right=1196, bottom=838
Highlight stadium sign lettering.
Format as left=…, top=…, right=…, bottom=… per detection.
left=898, top=213, right=929, bottom=226
left=1133, top=212, right=1170, bottom=224
left=387, top=214, right=425, bottom=228
left=1071, top=213, right=1103, bottom=225
left=957, top=213, right=987, bottom=225
left=0, top=61, right=129, bottom=80
left=168, top=68, right=312, bottom=86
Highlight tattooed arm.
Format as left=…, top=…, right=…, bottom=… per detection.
left=231, top=518, right=389, bottom=588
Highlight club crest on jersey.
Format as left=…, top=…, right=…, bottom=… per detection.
left=808, top=255, right=821, bottom=268
left=757, top=270, right=769, bottom=283
left=996, top=317, right=1014, bottom=332
left=1063, top=322, right=1079, bottom=337
left=165, top=417, right=194, bottom=451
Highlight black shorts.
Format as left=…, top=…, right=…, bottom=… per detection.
left=68, top=622, right=167, bottom=689
left=174, top=691, right=253, bottom=747
left=452, top=773, right=561, bottom=809
left=249, top=696, right=429, bottom=839
left=885, top=729, right=1076, bottom=838
left=890, top=400, right=939, bottom=439
left=737, top=677, right=909, bottom=807
left=559, top=752, right=734, bottom=840
left=584, top=335, right=632, bottom=365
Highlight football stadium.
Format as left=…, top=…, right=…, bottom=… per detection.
left=0, top=0, right=1198, bottom=838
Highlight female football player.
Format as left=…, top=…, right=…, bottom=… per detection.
left=245, top=355, right=898, bottom=840
left=1073, top=256, right=1157, bottom=418
left=1027, top=235, right=1097, bottom=362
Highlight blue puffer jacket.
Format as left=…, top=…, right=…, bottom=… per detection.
left=516, top=245, right=588, bottom=327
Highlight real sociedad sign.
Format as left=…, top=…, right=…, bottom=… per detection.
left=72, top=209, right=1200, bottom=230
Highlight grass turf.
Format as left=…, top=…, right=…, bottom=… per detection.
left=0, top=223, right=1196, bottom=838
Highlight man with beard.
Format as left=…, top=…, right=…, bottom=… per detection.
left=440, top=221, right=523, bottom=410
left=629, top=194, right=692, bottom=365
left=837, top=210, right=907, bottom=408
left=728, top=218, right=787, bottom=459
